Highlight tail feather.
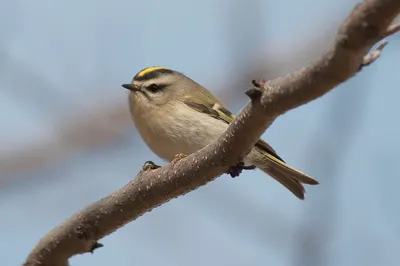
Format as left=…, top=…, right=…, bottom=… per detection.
left=263, top=166, right=306, bottom=199
left=247, top=148, right=319, bottom=199
left=263, top=151, right=319, bottom=185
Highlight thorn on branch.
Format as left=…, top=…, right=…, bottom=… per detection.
left=252, top=79, right=266, bottom=88
left=360, top=40, right=388, bottom=70
left=227, top=161, right=256, bottom=178
left=89, top=242, right=103, bottom=253
left=246, top=79, right=265, bottom=100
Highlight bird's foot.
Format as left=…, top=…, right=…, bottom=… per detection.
left=142, top=161, right=161, bottom=171
left=171, top=153, right=188, bottom=166
left=227, top=161, right=256, bottom=178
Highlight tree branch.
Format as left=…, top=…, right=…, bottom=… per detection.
left=24, top=1, right=400, bottom=265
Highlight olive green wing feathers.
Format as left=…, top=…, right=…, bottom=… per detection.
left=183, top=95, right=283, bottom=161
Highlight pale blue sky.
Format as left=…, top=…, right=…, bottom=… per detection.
left=1, top=0, right=400, bottom=266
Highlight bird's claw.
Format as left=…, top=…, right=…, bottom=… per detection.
left=142, top=161, right=161, bottom=171
left=227, top=161, right=256, bottom=178
left=171, top=153, right=188, bottom=166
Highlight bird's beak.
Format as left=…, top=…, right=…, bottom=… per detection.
left=122, top=84, right=140, bottom=92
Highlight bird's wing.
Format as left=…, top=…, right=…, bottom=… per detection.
left=182, top=95, right=284, bottom=162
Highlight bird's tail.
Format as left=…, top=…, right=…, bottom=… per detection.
left=247, top=148, right=319, bottom=200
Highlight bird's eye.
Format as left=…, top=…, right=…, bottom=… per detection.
left=147, top=84, right=162, bottom=93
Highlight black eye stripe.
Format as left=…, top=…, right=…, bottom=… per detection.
left=146, top=83, right=165, bottom=93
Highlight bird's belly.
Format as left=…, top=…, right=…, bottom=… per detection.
left=147, top=137, right=200, bottom=162
left=135, top=107, right=228, bottom=162
left=143, top=129, right=204, bottom=162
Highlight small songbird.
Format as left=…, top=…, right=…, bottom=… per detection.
left=122, top=66, right=318, bottom=199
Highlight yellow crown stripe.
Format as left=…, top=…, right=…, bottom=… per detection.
left=137, top=66, right=169, bottom=77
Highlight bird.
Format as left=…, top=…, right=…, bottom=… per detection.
left=122, top=66, right=318, bottom=199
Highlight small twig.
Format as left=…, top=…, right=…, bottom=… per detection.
left=361, top=40, right=389, bottom=69
left=360, top=22, right=400, bottom=70
left=384, top=23, right=400, bottom=38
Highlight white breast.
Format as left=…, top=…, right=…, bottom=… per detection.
left=131, top=101, right=228, bottom=162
